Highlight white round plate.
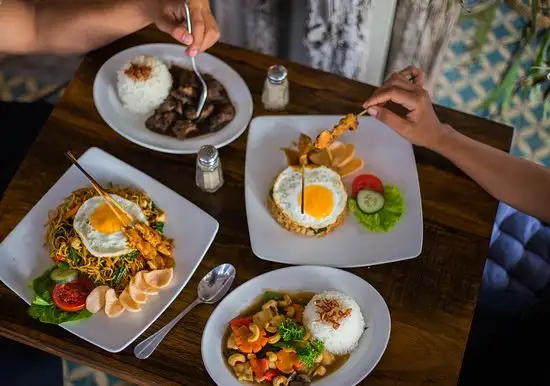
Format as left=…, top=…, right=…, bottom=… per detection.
left=93, top=43, right=253, bottom=154
left=201, top=265, right=391, bottom=386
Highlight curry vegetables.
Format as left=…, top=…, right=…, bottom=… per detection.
left=224, top=292, right=344, bottom=385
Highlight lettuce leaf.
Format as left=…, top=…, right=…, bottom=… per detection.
left=349, top=185, right=406, bottom=233
left=27, top=266, right=92, bottom=325
left=28, top=304, right=92, bottom=324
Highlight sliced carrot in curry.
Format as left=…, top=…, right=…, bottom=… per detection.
left=235, top=325, right=268, bottom=353
left=275, top=349, right=299, bottom=374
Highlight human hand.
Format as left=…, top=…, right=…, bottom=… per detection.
left=153, top=0, right=220, bottom=57
left=363, top=66, right=452, bottom=150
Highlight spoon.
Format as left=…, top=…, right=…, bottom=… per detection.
left=134, top=263, right=236, bottom=359
left=183, top=1, right=208, bottom=120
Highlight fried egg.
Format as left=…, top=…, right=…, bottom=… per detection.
left=272, top=165, right=347, bottom=229
left=73, top=194, right=148, bottom=257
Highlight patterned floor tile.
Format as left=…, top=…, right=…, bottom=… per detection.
left=433, top=2, right=550, bottom=167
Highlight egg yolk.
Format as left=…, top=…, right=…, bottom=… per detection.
left=90, top=203, right=125, bottom=234
left=298, top=185, right=334, bottom=219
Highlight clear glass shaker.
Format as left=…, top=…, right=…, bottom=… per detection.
left=261, top=64, right=289, bottom=111
left=196, top=145, right=224, bottom=193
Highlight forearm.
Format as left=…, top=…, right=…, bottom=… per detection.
left=33, top=0, right=155, bottom=54
left=432, top=125, right=550, bottom=223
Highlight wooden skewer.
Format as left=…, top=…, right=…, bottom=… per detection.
left=64, top=151, right=134, bottom=225
left=356, top=109, right=369, bottom=117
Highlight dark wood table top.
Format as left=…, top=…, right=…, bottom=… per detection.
left=0, top=26, right=513, bottom=386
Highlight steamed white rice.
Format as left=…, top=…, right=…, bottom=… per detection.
left=117, top=55, right=172, bottom=114
left=304, top=290, right=366, bottom=355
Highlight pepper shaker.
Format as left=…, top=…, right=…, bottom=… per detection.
left=196, top=145, right=224, bottom=193
left=261, top=64, right=289, bottom=111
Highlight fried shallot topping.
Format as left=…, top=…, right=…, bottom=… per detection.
left=315, top=298, right=352, bottom=329
left=124, top=63, right=152, bottom=81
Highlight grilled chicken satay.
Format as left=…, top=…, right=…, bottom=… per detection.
left=134, top=223, right=162, bottom=247
left=123, top=226, right=157, bottom=261
left=298, top=133, right=313, bottom=166
left=314, top=114, right=359, bottom=149
left=134, top=223, right=174, bottom=257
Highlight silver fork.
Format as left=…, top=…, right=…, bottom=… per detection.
left=184, top=1, right=208, bottom=119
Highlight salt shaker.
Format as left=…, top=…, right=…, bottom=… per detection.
left=196, top=145, right=224, bottom=193
left=261, top=64, right=289, bottom=111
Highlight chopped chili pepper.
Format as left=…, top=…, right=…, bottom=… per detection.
left=55, top=254, right=63, bottom=262
left=230, top=316, right=253, bottom=328
left=250, top=357, right=269, bottom=378
left=263, top=369, right=279, bottom=382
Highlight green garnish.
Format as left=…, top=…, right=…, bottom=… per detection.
left=107, top=181, right=114, bottom=188
left=113, top=266, right=126, bottom=286
left=28, top=305, right=92, bottom=324
left=68, top=248, right=80, bottom=264
left=151, top=201, right=160, bottom=211
left=297, top=339, right=325, bottom=369
left=349, top=185, right=406, bottom=233
left=152, top=222, right=165, bottom=233
left=123, top=250, right=140, bottom=259
left=57, top=261, right=70, bottom=270
left=312, top=227, right=327, bottom=235
left=263, top=291, right=282, bottom=301
left=278, top=318, right=305, bottom=342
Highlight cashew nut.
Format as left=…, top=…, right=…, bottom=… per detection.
left=247, top=323, right=261, bottom=343
left=312, top=366, right=327, bottom=377
left=315, top=352, right=324, bottom=364
left=285, top=306, right=295, bottom=318
left=262, top=300, right=279, bottom=311
left=278, top=294, right=292, bottom=307
left=321, top=350, right=335, bottom=365
left=303, top=331, right=312, bottom=341
left=282, top=347, right=296, bottom=353
left=227, top=333, right=238, bottom=350
left=268, top=332, right=281, bottom=344
left=234, top=363, right=245, bottom=373
left=272, top=375, right=289, bottom=386
left=265, top=321, right=278, bottom=333
left=247, top=353, right=257, bottom=360
left=227, top=353, right=246, bottom=367
left=270, top=315, right=285, bottom=326
left=266, top=351, right=278, bottom=362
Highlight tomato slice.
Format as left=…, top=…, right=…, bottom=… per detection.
left=52, top=277, right=93, bottom=313
left=352, top=174, right=384, bottom=196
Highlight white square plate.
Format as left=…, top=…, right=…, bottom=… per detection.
left=0, top=147, right=219, bottom=352
left=245, top=116, right=423, bottom=267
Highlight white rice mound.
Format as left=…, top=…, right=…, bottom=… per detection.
left=303, top=290, right=366, bottom=355
left=116, top=55, right=172, bottom=114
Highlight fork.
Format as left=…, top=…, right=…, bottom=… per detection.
left=183, top=1, right=208, bottom=120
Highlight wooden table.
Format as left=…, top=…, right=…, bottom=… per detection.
left=0, top=27, right=513, bottom=386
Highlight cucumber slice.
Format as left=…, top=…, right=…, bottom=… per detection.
left=357, top=189, right=385, bottom=214
left=50, top=268, right=78, bottom=284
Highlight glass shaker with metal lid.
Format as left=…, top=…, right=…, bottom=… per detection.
left=196, top=145, right=224, bottom=193
left=261, top=64, right=289, bottom=111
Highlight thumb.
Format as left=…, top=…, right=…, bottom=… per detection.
left=156, top=18, right=194, bottom=46
left=368, top=106, right=410, bottom=134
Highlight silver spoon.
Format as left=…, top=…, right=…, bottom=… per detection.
left=134, top=263, right=236, bottom=359
left=183, top=1, right=208, bottom=120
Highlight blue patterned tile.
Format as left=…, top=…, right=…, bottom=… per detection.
left=443, top=68, right=462, bottom=83
left=437, top=96, right=456, bottom=109
left=459, top=87, right=479, bottom=104
left=480, top=77, right=497, bottom=91
left=525, top=132, right=544, bottom=150
left=493, top=25, right=511, bottom=39
left=487, top=50, right=506, bottom=66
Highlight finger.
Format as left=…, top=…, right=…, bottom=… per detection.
left=381, top=73, right=416, bottom=91
left=398, top=66, right=425, bottom=86
left=187, top=7, right=206, bottom=56
left=363, top=86, right=420, bottom=111
left=199, top=11, right=220, bottom=52
left=156, top=18, right=193, bottom=46
left=367, top=106, right=411, bottom=134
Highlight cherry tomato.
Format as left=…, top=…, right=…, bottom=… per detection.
left=352, top=174, right=384, bottom=196
left=52, top=277, right=93, bottom=313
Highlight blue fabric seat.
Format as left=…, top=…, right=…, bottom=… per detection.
left=459, top=203, right=550, bottom=386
